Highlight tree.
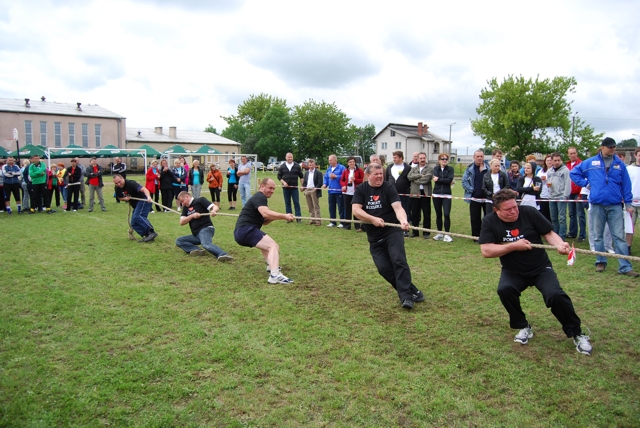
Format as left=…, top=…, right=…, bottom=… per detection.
left=471, top=75, right=576, bottom=161
left=290, top=99, right=353, bottom=164
left=253, top=105, right=293, bottom=161
left=554, top=117, right=604, bottom=159
left=203, top=124, right=218, bottom=134
left=349, top=124, right=377, bottom=160
left=618, top=138, right=638, bottom=148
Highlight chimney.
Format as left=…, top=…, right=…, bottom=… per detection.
left=137, top=131, right=142, bottom=137
left=41, top=96, right=46, bottom=102
left=169, top=126, right=177, bottom=139
left=25, top=98, right=30, bottom=107
left=76, top=102, right=82, bottom=111
left=154, top=127, right=163, bottom=135
left=417, top=122, right=423, bottom=136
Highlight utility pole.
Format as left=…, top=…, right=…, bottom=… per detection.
left=449, top=122, right=456, bottom=143
left=571, top=112, right=578, bottom=145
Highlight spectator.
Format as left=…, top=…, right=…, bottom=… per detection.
left=75, top=158, right=86, bottom=208
left=431, top=153, right=455, bottom=242
left=571, top=137, right=638, bottom=276
left=462, top=150, right=490, bottom=238
left=237, top=155, right=252, bottom=206
left=159, top=159, right=176, bottom=212
left=145, top=160, right=161, bottom=212
left=112, top=157, right=127, bottom=178
left=407, top=152, right=433, bottom=239
left=548, top=153, right=571, bottom=240
left=566, top=147, right=586, bottom=242
left=56, top=163, right=67, bottom=206
left=84, top=157, right=106, bottom=212
left=626, top=147, right=640, bottom=253
left=507, top=161, right=520, bottom=190
left=536, top=155, right=553, bottom=222
left=47, top=164, right=60, bottom=209
left=516, top=161, right=542, bottom=208
left=226, top=159, right=238, bottom=210
left=64, top=158, right=82, bottom=211
left=188, top=160, right=204, bottom=199
left=20, top=159, right=31, bottom=212
left=482, top=159, right=509, bottom=213
left=28, top=155, right=50, bottom=213
left=322, top=154, right=346, bottom=227
left=1, top=156, right=22, bottom=214
left=385, top=150, right=412, bottom=237
left=172, top=159, right=187, bottom=208
left=339, top=156, right=364, bottom=230
left=492, top=149, right=506, bottom=172
left=278, top=152, right=304, bottom=223
left=301, top=158, right=323, bottom=226
left=206, top=163, right=223, bottom=208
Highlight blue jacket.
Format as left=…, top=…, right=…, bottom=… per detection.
left=462, top=160, right=490, bottom=203
left=323, top=163, right=346, bottom=194
left=1, top=164, right=22, bottom=185
left=570, top=153, right=632, bottom=206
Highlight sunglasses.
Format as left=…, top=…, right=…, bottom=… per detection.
left=439, top=157, right=449, bottom=161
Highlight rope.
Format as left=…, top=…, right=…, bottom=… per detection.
left=127, top=203, right=135, bottom=240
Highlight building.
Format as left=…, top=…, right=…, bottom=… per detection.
left=0, top=97, right=126, bottom=151
left=373, top=122, right=451, bottom=165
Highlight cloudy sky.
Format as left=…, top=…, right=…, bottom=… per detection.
left=1, top=0, right=639, bottom=154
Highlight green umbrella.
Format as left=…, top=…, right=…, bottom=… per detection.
left=10, top=144, right=48, bottom=158
left=163, top=145, right=191, bottom=155
left=0, top=146, right=10, bottom=158
left=136, top=144, right=162, bottom=157
left=49, top=144, right=93, bottom=158
left=193, top=145, right=222, bottom=155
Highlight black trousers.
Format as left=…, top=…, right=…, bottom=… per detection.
left=66, top=185, right=80, bottom=210
left=469, top=200, right=486, bottom=237
left=538, top=200, right=551, bottom=223
left=228, top=185, right=237, bottom=202
left=31, top=183, right=49, bottom=210
left=342, top=194, right=360, bottom=229
left=369, top=230, right=420, bottom=302
left=497, top=268, right=582, bottom=338
left=410, top=191, right=431, bottom=236
left=161, top=188, right=173, bottom=210
left=432, top=196, right=451, bottom=232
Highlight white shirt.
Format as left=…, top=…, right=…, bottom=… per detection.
left=305, top=169, right=317, bottom=188
left=491, top=173, right=501, bottom=193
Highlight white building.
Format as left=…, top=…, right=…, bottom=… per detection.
left=373, top=122, right=451, bottom=165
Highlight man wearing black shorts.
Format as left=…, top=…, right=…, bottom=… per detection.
left=479, top=189, right=593, bottom=355
left=352, top=163, right=425, bottom=310
left=234, top=178, right=295, bottom=284
left=114, top=174, right=158, bottom=243
left=176, top=191, right=233, bottom=261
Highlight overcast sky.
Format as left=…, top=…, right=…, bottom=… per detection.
left=1, top=0, right=639, bottom=154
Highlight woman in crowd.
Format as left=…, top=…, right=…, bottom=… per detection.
left=145, top=160, right=161, bottom=212
left=339, top=156, right=364, bottom=230
left=188, top=160, right=204, bottom=199
left=64, top=158, right=82, bottom=211
left=21, top=159, right=31, bottom=211
left=432, top=153, right=455, bottom=242
left=207, top=163, right=223, bottom=208
left=159, top=159, right=176, bottom=211
left=516, top=161, right=542, bottom=209
left=482, top=159, right=509, bottom=213
left=172, top=159, right=187, bottom=209
left=536, top=155, right=553, bottom=222
left=47, top=164, right=60, bottom=209
left=179, top=156, right=189, bottom=187
left=56, top=163, right=67, bottom=206
left=226, top=159, right=238, bottom=210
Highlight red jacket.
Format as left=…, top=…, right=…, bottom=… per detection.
left=566, top=158, right=582, bottom=194
left=339, top=167, right=364, bottom=192
left=145, top=166, right=160, bottom=193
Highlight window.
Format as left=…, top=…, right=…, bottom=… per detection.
left=82, top=123, right=89, bottom=147
left=395, top=142, right=401, bottom=149
left=381, top=142, right=387, bottom=149
left=54, top=122, right=62, bottom=147
left=69, top=123, right=75, bottom=145
left=25, top=120, right=33, bottom=145
left=433, top=142, right=440, bottom=154
left=390, top=130, right=396, bottom=137
left=40, top=121, right=47, bottom=146
left=95, top=124, right=101, bottom=148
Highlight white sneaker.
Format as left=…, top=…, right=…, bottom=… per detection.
left=443, top=235, right=453, bottom=243
left=149, top=210, right=155, bottom=214
left=433, top=233, right=444, bottom=241
left=337, top=223, right=344, bottom=228
left=268, top=273, right=294, bottom=284
left=607, top=249, right=616, bottom=254
left=574, top=327, right=592, bottom=355
left=514, top=325, right=533, bottom=344
left=327, top=223, right=335, bottom=227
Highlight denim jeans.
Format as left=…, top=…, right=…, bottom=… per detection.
left=239, top=181, right=251, bottom=206
left=283, top=186, right=301, bottom=217
left=591, top=204, right=633, bottom=273
left=131, top=201, right=153, bottom=237
left=549, top=201, right=567, bottom=239
left=568, top=194, right=586, bottom=239
left=176, top=226, right=227, bottom=257
left=328, top=192, right=344, bottom=224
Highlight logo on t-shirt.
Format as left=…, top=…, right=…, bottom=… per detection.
left=366, top=195, right=382, bottom=210
left=503, top=228, right=523, bottom=243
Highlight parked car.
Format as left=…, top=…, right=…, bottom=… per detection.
left=267, top=161, right=282, bottom=171
left=253, top=161, right=264, bottom=171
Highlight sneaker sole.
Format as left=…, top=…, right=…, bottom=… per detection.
left=514, top=332, right=533, bottom=345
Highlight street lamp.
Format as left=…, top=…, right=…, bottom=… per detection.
left=466, top=145, right=472, bottom=155
left=449, top=122, right=456, bottom=142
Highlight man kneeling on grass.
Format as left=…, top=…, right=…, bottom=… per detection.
left=478, top=188, right=592, bottom=355
left=114, top=174, right=158, bottom=243
left=234, top=178, right=295, bottom=284
left=176, top=191, right=233, bottom=261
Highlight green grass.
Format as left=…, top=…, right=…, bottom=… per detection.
left=1, top=173, right=639, bottom=426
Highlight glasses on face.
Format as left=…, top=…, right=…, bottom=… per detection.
left=439, top=157, right=448, bottom=161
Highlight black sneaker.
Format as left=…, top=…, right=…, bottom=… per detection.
left=401, top=299, right=414, bottom=309
left=412, top=290, right=425, bottom=302
left=142, top=232, right=158, bottom=242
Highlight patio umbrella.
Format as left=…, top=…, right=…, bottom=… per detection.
left=163, top=145, right=191, bottom=155
left=0, top=146, right=10, bottom=158
left=10, top=144, right=48, bottom=158
left=136, top=144, right=162, bottom=157
left=192, top=145, right=222, bottom=155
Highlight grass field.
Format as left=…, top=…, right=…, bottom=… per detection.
left=1, top=172, right=639, bottom=426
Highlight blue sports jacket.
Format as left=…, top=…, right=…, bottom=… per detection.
left=570, top=153, right=632, bottom=206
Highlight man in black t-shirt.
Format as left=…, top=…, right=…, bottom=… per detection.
left=478, top=189, right=592, bottom=355
left=352, top=163, right=424, bottom=310
left=114, top=175, right=158, bottom=243
left=234, top=178, right=295, bottom=284
left=176, top=192, right=232, bottom=261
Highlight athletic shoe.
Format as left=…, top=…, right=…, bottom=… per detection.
left=412, top=290, right=425, bottom=303
left=266, top=265, right=281, bottom=273
left=337, top=224, right=344, bottom=228
left=433, top=234, right=444, bottom=241
left=327, top=223, right=335, bottom=227
left=73, top=210, right=77, bottom=212
left=401, top=299, right=414, bottom=309
left=217, top=254, right=234, bottom=262
left=150, top=210, right=155, bottom=214
left=443, top=235, right=453, bottom=243
left=574, top=330, right=592, bottom=355
left=620, top=270, right=640, bottom=277
left=514, top=325, right=533, bottom=345
left=189, top=249, right=207, bottom=256
left=88, top=209, right=93, bottom=212
left=142, top=232, right=158, bottom=242
left=268, top=273, right=294, bottom=284
left=607, top=249, right=616, bottom=254
left=101, top=208, right=107, bottom=212
left=595, top=263, right=605, bottom=273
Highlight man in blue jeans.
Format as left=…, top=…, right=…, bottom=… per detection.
left=176, top=191, right=233, bottom=261
left=114, top=175, right=157, bottom=243
left=571, top=137, right=639, bottom=277
left=322, top=154, right=346, bottom=227
left=237, top=155, right=252, bottom=206
left=566, top=147, right=586, bottom=241
left=277, top=152, right=304, bottom=223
